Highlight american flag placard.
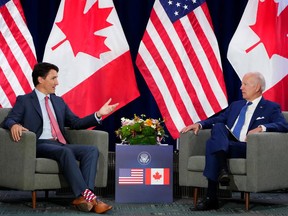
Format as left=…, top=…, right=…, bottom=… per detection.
left=118, top=168, right=144, bottom=185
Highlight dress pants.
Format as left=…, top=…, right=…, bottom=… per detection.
left=36, top=140, right=99, bottom=197
left=203, top=123, right=246, bottom=181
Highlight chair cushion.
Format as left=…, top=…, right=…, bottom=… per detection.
left=35, top=158, right=61, bottom=174
left=187, top=156, right=246, bottom=175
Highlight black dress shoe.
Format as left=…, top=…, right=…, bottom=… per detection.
left=218, top=168, right=230, bottom=186
left=192, top=197, right=219, bottom=211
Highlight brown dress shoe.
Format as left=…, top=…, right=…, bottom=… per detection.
left=91, top=199, right=112, bottom=214
left=72, top=196, right=93, bottom=212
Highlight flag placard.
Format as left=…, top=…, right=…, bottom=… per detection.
left=115, top=145, right=173, bottom=203
left=145, top=168, right=170, bottom=185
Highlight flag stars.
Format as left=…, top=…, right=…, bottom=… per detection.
left=192, top=0, right=197, bottom=3
left=183, top=4, right=188, bottom=10
left=176, top=2, right=181, bottom=7
left=168, top=0, right=173, bottom=5
left=174, top=11, right=179, bottom=16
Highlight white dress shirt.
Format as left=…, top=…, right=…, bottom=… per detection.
left=231, top=96, right=262, bottom=142
left=35, top=89, right=56, bottom=139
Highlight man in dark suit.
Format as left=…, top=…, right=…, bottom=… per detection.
left=180, top=72, right=288, bottom=211
left=2, top=62, right=119, bottom=213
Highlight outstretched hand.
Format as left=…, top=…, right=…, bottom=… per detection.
left=96, top=98, right=119, bottom=118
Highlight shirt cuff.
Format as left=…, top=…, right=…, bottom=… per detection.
left=259, top=125, right=266, bottom=132
left=94, top=112, right=102, bottom=123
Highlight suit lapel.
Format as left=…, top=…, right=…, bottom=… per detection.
left=248, top=98, right=266, bottom=129
left=31, top=90, right=43, bottom=118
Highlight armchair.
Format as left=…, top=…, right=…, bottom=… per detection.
left=0, top=108, right=109, bottom=208
left=179, top=112, right=288, bottom=210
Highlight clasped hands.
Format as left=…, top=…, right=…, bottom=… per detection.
left=96, top=98, right=119, bottom=118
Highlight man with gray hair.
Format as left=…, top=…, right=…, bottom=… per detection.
left=181, top=72, right=288, bottom=211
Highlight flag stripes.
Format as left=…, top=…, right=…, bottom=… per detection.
left=118, top=168, right=144, bottom=185
left=136, top=0, right=227, bottom=139
left=0, top=0, right=36, bottom=108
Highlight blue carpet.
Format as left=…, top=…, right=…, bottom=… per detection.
left=0, top=190, right=288, bottom=215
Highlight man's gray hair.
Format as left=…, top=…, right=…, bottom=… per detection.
left=246, top=72, right=266, bottom=92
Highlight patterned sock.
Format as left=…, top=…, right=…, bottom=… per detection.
left=82, top=189, right=97, bottom=202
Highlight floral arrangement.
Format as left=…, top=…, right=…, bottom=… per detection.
left=115, top=114, right=167, bottom=145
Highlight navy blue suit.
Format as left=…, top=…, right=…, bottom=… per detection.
left=3, top=90, right=101, bottom=197
left=198, top=98, right=288, bottom=181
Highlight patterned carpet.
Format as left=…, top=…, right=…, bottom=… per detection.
left=0, top=190, right=288, bottom=215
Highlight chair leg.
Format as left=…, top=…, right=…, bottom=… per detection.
left=241, top=191, right=244, bottom=199
left=45, top=190, right=49, bottom=199
left=32, top=191, right=36, bottom=209
left=193, top=187, right=199, bottom=207
left=244, top=192, right=250, bottom=210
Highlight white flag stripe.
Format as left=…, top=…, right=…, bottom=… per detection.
left=0, top=14, right=34, bottom=89
left=6, top=0, right=35, bottom=53
left=154, top=3, right=209, bottom=121
left=0, top=0, right=36, bottom=108
left=0, top=49, right=26, bottom=96
left=146, top=12, right=201, bottom=123
left=180, top=16, right=215, bottom=116
left=148, top=1, right=225, bottom=121
left=139, top=44, right=186, bottom=131
left=138, top=0, right=228, bottom=137
left=194, top=7, right=222, bottom=66
left=187, top=8, right=227, bottom=108
left=0, top=86, right=11, bottom=108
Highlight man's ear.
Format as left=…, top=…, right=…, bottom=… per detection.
left=256, top=83, right=261, bottom=92
left=38, top=76, right=44, bottom=84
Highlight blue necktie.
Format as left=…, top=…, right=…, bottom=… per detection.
left=233, top=102, right=252, bottom=140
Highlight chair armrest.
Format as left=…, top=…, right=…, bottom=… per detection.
left=246, top=132, right=288, bottom=191
left=0, top=128, right=36, bottom=190
left=178, top=129, right=210, bottom=186
left=65, top=129, right=109, bottom=187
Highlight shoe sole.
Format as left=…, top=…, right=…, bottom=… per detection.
left=219, top=176, right=230, bottom=186
left=94, top=205, right=113, bottom=214
left=74, top=203, right=93, bottom=212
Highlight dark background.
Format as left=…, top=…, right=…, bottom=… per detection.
left=20, top=0, right=248, bottom=150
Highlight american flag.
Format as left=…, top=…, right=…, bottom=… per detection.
left=0, top=0, right=37, bottom=108
left=136, top=0, right=228, bottom=139
left=118, top=168, right=144, bottom=185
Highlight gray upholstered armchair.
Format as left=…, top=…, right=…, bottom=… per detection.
left=179, top=112, right=288, bottom=210
left=0, top=108, right=109, bottom=208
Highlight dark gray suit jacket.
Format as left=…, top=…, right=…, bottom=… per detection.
left=2, top=90, right=100, bottom=142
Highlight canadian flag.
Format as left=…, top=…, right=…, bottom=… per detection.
left=43, top=0, right=139, bottom=117
left=145, top=168, right=170, bottom=185
left=227, top=0, right=288, bottom=110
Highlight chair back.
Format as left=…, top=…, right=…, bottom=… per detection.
left=283, top=112, right=288, bottom=122
left=0, top=108, right=11, bottom=127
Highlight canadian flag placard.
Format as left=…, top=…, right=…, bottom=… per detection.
left=145, top=168, right=170, bottom=185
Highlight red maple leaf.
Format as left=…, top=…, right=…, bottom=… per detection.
left=52, top=0, right=113, bottom=58
left=153, top=171, right=162, bottom=180
left=246, top=0, right=288, bottom=59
